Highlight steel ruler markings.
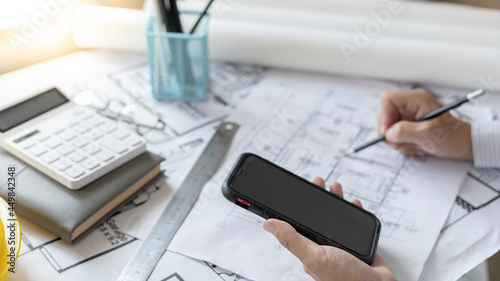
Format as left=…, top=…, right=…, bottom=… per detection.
left=118, top=122, right=239, bottom=281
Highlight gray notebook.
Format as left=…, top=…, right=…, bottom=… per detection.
left=0, top=148, right=164, bottom=243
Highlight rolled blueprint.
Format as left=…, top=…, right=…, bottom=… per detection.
left=181, top=0, right=500, bottom=31
left=72, top=3, right=500, bottom=90
left=73, top=5, right=148, bottom=53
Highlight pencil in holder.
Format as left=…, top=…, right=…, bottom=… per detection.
left=144, top=12, right=209, bottom=102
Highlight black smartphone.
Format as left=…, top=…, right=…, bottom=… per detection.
left=222, top=153, right=381, bottom=265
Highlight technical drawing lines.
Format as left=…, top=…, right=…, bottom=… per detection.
left=204, top=261, right=246, bottom=281
left=443, top=168, right=500, bottom=231
left=161, top=273, right=185, bottom=281
left=217, top=206, right=264, bottom=230
left=456, top=196, right=476, bottom=213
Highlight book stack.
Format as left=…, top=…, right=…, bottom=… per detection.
left=0, top=148, right=164, bottom=243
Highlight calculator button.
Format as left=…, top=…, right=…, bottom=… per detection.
left=84, top=129, right=103, bottom=141
left=82, top=143, right=102, bottom=155
left=80, top=113, right=94, bottom=120
left=59, top=130, right=77, bottom=141
left=98, top=122, right=117, bottom=133
left=88, top=116, right=106, bottom=127
left=56, top=144, right=75, bottom=156
left=72, top=137, right=89, bottom=148
left=100, top=136, right=128, bottom=154
left=74, top=124, right=91, bottom=134
left=36, top=133, right=51, bottom=142
left=95, top=149, right=114, bottom=162
left=28, top=145, right=47, bottom=156
left=65, top=167, right=85, bottom=178
left=43, top=137, right=63, bottom=149
left=52, top=127, right=65, bottom=134
left=69, top=151, right=87, bottom=163
left=67, top=120, right=80, bottom=128
left=123, top=135, right=143, bottom=147
left=111, top=129, right=130, bottom=140
left=53, top=159, right=72, bottom=171
left=41, top=152, right=60, bottom=164
left=81, top=158, right=100, bottom=171
left=20, top=139, right=36, bottom=149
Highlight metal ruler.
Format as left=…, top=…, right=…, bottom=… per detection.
left=117, top=122, right=239, bottom=281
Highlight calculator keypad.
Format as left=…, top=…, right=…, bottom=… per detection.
left=11, top=107, right=147, bottom=188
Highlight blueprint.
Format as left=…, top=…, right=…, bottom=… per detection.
left=2, top=55, right=263, bottom=281
left=3, top=50, right=500, bottom=281
left=167, top=70, right=471, bottom=281
left=417, top=87, right=500, bottom=281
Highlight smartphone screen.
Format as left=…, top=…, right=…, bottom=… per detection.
left=226, top=153, right=380, bottom=260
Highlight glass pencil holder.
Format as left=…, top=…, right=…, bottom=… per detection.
left=144, top=12, right=210, bottom=102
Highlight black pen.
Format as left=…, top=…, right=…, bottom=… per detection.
left=189, top=0, right=214, bottom=34
left=346, top=89, right=486, bottom=155
left=168, top=0, right=183, bottom=33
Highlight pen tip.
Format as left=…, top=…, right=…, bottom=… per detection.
left=346, top=149, right=355, bottom=155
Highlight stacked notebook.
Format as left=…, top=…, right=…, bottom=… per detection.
left=0, top=147, right=164, bottom=243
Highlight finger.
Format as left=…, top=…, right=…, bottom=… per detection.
left=378, top=89, right=431, bottom=134
left=378, top=91, right=402, bottom=134
left=329, top=181, right=343, bottom=198
left=312, top=177, right=326, bottom=189
left=263, top=219, right=319, bottom=262
left=351, top=199, right=363, bottom=208
left=398, top=144, right=427, bottom=157
left=385, top=121, right=428, bottom=144
left=371, top=254, right=397, bottom=277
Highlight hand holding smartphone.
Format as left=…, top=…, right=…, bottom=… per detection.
left=222, top=153, right=381, bottom=264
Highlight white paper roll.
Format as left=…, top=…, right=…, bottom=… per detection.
left=72, top=3, right=500, bottom=90
left=181, top=0, right=500, bottom=30
left=73, top=5, right=148, bottom=53
left=208, top=19, right=500, bottom=89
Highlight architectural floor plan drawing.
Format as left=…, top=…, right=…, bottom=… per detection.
left=168, top=70, right=471, bottom=281
left=1, top=57, right=265, bottom=281
left=3, top=50, right=500, bottom=281
left=84, top=61, right=267, bottom=137
left=447, top=168, right=500, bottom=229
left=419, top=167, right=500, bottom=281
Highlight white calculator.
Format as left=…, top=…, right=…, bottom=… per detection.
left=0, top=88, right=147, bottom=190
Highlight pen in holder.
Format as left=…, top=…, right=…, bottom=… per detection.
left=144, top=12, right=210, bottom=102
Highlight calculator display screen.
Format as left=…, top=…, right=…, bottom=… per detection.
left=0, top=88, right=69, bottom=133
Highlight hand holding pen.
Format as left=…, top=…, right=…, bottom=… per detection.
left=348, top=88, right=485, bottom=160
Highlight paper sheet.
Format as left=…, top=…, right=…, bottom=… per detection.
left=2, top=50, right=499, bottom=281
left=420, top=169, right=500, bottom=281
left=0, top=51, right=261, bottom=281
left=416, top=87, right=500, bottom=281
left=167, top=70, right=471, bottom=281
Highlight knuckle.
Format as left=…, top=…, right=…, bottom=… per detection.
left=380, top=91, right=392, bottom=101
left=302, top=247, right=328, bottom=274
left=277, top=231, right=292, bottom=249
left=302, top=264, right=315, bottom=277
left=390, top=124, right=404, bottom=140
left=415, top=88, right=430, bottom=95
left=418, top=122, right=433, bottom=136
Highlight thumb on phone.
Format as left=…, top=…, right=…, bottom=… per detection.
left=263, top=219, right=318, bottom=262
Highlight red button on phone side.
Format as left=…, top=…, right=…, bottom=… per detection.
left=236, top=198, right=251, bottom=209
